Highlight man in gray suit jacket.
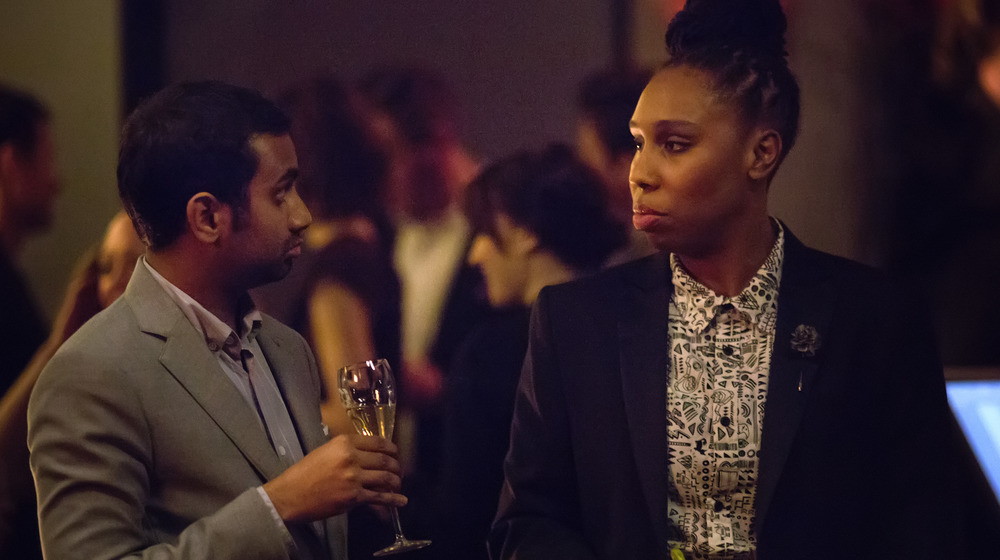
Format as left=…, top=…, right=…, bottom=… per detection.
left=28, top=81, right=406, bottom=559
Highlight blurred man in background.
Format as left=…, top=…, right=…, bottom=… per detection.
left=0, top=84, right=58, bottom=398
left=362, top=68, right=490, bottom=494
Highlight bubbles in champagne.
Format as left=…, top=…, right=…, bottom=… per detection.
left=346, top=403, right=396, bottom=439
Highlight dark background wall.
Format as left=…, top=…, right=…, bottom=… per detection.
left=3, top=0, right=948, bottom=354
left=0, top=0, right=122, bottom=319
left=162, top=1, right=616, bottom=161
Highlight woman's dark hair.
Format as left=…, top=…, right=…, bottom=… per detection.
left=117, top=81, right=291, bottom=250
left=665, top=0, right=800, bottom=159
left=464, top=144, right=627, bottom=271
left=276, top=76, right=388, bottom=221
left=578, top=67, right=653, bottom=158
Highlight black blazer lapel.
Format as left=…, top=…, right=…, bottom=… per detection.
left=755, top=231, right=838, bottom=533
left=617, top=254, right=672, bottom=552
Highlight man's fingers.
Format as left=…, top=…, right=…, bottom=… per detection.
left=360, top=488, right=408, bottom=508
left=355, top=448, right=401, bottom=475
left=358, top=467, right=402, bottom=492
left=350, top=434, right=398, bottom=457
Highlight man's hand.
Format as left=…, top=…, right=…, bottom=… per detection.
left=262, top=433, right=405, bottom=523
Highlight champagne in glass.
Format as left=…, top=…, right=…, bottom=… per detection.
left=338, top=359, right=431, bottom=557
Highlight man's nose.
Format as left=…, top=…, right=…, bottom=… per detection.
left=289, top=191, right=312, bottom=232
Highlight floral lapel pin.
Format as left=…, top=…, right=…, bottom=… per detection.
left=790, top=324, right=821, bottom=391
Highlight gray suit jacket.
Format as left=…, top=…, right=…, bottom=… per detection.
left=28, top=261, right=347, bottom=560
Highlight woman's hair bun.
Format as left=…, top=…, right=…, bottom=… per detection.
left=666, top=0, right=788, bottom=61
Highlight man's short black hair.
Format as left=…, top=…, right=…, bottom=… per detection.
left=117, top=81, right=291, bottom=250
left=0, top=84, right=49, bottom=156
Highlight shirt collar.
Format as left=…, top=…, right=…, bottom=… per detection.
left=142, top=257, right=262, bottom=355
left=670, top=221, right=785, bottom=333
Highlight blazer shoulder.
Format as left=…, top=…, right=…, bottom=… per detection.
left=538, top=252, right=665, bottom=306
left=48, top=298, right=145, bottom=369
left=783, top=229, right=900, bottom=289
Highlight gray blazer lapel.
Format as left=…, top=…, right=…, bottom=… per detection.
left=124, top=261, right=286, bottom=482
left=755, top=232, right=836, bottom=533
left=256, top=326, right=328, bottom=454
left=617, top=254, right=671, bottom=552
left=257, top=320, right=347, bottom=558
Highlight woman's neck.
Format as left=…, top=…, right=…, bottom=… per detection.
left=676, top=216, right=776, bottom=297
left=523, top=252, right=577, bottom=306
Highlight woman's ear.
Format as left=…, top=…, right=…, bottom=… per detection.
left=978, top=50, right=1000, bottom=110
left=185, top=192, right=229, bottom=245
left=747, top=129, right=783, bottom=181
left=496, top=214, right=538, bottom=256
left=509, top=224, right=540, bottom=256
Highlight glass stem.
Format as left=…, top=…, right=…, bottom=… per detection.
left=389, top=506, right=406, bottom=540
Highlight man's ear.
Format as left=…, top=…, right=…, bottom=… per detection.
left=747, top=129, right=782, bottom=181
left=185, top=192, right=229, bottom=244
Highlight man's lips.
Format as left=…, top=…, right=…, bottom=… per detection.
left=632, top=207, right=665, bottom=231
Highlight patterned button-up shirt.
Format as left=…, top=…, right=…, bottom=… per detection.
left=666, top=224, right=785, bottom=559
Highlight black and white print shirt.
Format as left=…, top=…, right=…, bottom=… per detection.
left=666, top=224, right=785, bottom=559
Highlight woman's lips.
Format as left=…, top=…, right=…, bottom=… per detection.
left=632, top=208, right=664, bottom=231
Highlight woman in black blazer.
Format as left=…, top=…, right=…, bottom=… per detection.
left=489, top=1, right=998, bottom=558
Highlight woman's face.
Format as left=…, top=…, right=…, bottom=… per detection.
left=467, top=215, right=533, bottom=308
left=97, top=213, right=144, bottom=309
left=628, top=65, right=762, bottom=257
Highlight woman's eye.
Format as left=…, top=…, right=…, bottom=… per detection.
left=634, top=138, right=643, bottom=151
left=664, top=141, right=688, bottom=153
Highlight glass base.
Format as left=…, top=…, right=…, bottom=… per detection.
left=373, top=538, right=432, bottom=557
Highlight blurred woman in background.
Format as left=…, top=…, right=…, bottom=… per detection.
left=0, top=210, right=143, bottom=560
left=426, top=144, right=625, bottom=560
left=252, top=76, right=400, bottom=435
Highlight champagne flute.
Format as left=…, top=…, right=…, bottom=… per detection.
left=338, top=359, right=431, bottom=557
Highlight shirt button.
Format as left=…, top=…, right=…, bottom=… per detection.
left=714, top=500, right=725, bottom=512
left=720, top=416, right=731, bottom=427
left=208, top=342, right=219, bottom=352
left=278, top=446, right=286, bottom=457
left=722, top=345, right=734, bottom=356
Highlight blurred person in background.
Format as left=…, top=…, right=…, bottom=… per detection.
left=576, top=68, right=656, bottom=267
left=429, top=144, right=626, bottom=560
left=249, top=76, right=403, bottom=558
left=0, top=84, right=58, bottom=398
left=889, top=0, right=1000, bottom=365
left=252, top=76, right=400, bottom=434
left=0, top=210, right=142, bottom=560
left=361, top=67, right=491, bottom=495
